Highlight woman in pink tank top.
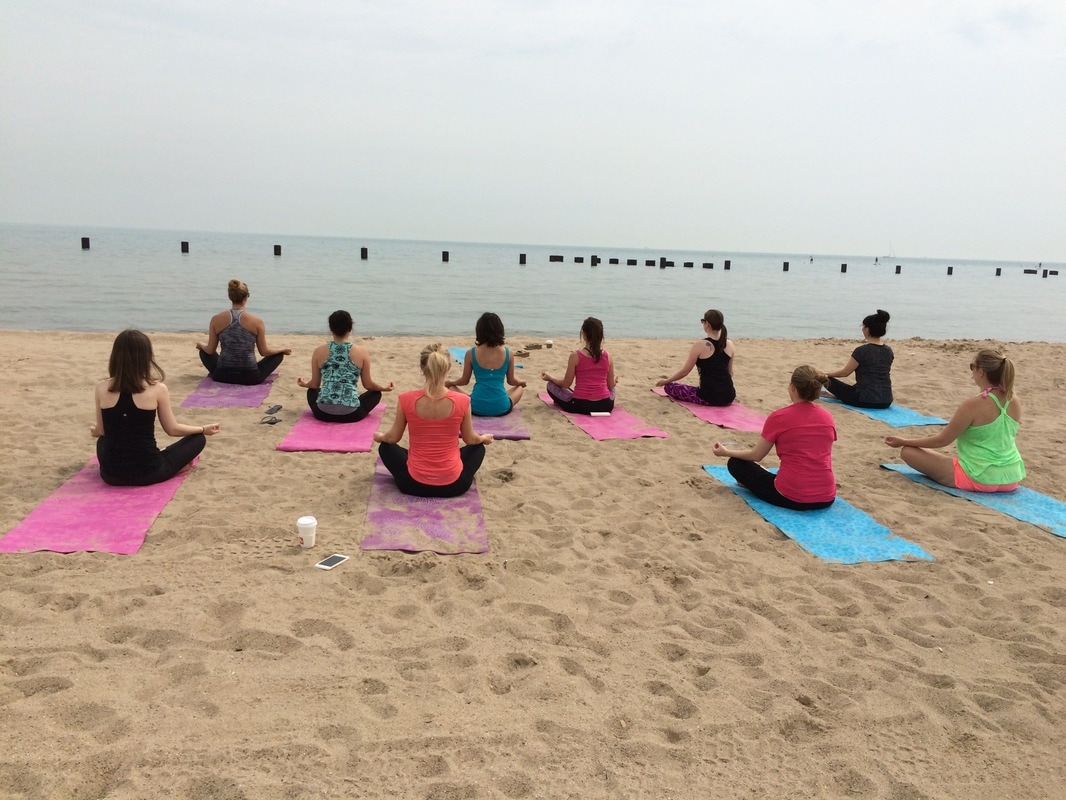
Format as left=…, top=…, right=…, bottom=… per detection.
left=375, top=344, right=493, bottom=497
left=541, top=317, right=616, bottom=414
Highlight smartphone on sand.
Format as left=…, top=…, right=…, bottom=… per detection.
left=315, top=554, right=349, bottom=570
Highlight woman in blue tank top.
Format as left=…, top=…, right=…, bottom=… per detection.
left=445, top=312, right=526, bottom=416
left=196, top=279, right=291, bottom=385
left=297, top=310, right=394, bottom=422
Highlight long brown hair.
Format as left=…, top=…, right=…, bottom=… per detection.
left=703, top=309, right=728, bottom=353
left=581, top=317, right=605, bottom=362
left=108, top=329, right=164, bottom=394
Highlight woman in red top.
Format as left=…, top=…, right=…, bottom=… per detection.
left=374, top=344, right=493, bottom=497
left=711, top=365, right=836, bottom=511
left=541, top=317, right=616, bottom=414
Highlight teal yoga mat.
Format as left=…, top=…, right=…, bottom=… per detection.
left=703, top=465, right=933, bottom=564
left=819, top=397, right=947, bottom=427
left=881, top=463, right=1066, bottom=538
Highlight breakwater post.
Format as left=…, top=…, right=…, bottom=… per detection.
left=181, top=241, right=189, bottom=254
left=442, top=250, right=449, bottom=262
left=274, top=245, right=281, bottom=256
left=361, top=247, right=368, bottom=260
left=519, top=254, right=526, bottom=264
left=782, top=261, right=789, bottom=272
left=81, top=237, right=90, bottom=249
left=724, top=260, right=731, bottom=271
left=840, top=263, right=847, bottom=273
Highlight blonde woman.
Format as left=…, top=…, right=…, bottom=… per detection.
left=374, top=344, right=493, bottom=497
left=884, top=349, right=1024, bottom=492
left=196, top=279, right=291, bottom=385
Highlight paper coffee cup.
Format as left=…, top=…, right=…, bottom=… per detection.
left=297, top=515, right=317, bottom=548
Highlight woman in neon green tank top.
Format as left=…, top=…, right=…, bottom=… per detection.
left=884, top=349, right=1025, bottom=492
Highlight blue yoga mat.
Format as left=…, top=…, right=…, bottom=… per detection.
left=820, top=397, right=947, bottom=427
left=449, top=346, right=523, bottom=368
left=881, top=464, right=1066, bottom=538
left=703, top=465, right=934, bottom=564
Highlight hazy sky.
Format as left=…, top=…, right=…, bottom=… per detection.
left=1, top=1, right=1063, bottom=259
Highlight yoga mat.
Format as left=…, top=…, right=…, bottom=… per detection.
left=820, top=397, right=947, bottom=427
left=652, top=386, right=766, bottom=431
left=361, top=460, right=488, bottom=554
left=881, top=463, right=1066, bottom=538
left=703, top=465, right=934, bottom=564
left=473, top=407, right=530, bottom=440
left=276, top=404, right=386, bottom=452
left=180, top=372, right=277, bottom=408
left=449, top=345, right=523, bottom=368
left=538, top=393, right=669, bottom=441
left=0, top=459, right=192, bottom=555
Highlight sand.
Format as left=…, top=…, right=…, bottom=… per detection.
left=2, top=330, right=1064, bottom=799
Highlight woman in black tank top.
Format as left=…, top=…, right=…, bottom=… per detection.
left=94, top=330, right=221, bottom=486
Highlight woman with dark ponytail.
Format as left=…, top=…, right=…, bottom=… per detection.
left=820, top=309, right=893, bottom=408
left=885, top=349, right=1024, bottom=492
left=656, top=309, right=736, bottom=406
left=711, top=366, right=836, bottom=511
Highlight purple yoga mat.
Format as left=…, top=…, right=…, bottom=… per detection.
left=276, top=405, right=386, bottom=452
left=652, top=386, right=767, bottom=431
left=0, top=459, right=191, bottom=555
left=361, top=460, right=488, bottom=555
left=472, top=407, right=530, bottom=440
left=537, top=393, right=669, bottom=440
left=180, top=372, right=277, bottom=408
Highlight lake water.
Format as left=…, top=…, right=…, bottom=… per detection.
left=1, top=223, right=1062, bottom=342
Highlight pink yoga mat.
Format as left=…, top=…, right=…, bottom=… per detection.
left=276, top=405, right=386, bottom=452
left=180, top=372, right=277, bottom=408
left=0, top=459, right=191, bottom=555
left=472, top=407, right=530, bottom=440
left=652, top=386, right=767, bottom=431
left=537, top=393, right=669, bottom=440
left=361, top=460, right=488, bottom=555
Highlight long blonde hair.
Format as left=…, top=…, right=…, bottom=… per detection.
left=419, top=344, right=451, bottom=392
left=973, top=349, right=1016, bottom=398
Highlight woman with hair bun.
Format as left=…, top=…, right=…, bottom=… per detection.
left=885, top=349, right=1024, bottom=492
left=196, top=279, right=291, bottom=385
left=656, top=309, right=736, bottom=406
left=93, top=329, right=220, bottom=486
left=820, top=309, right=893, bottom=409
left=374, top=344, right=493, bottom=497
left=711, top=365, right=836, bottom=510
left=297, top=310, right=393, bottom=422
left=541, top=316, right=616, bottom=414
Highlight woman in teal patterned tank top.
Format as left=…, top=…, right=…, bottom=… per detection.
left=297, top=310, right=393, bottom=423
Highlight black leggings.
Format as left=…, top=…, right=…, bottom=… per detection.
left=726, top=458, right=834, bottom=512
left=825, top=378, right=891, bottom=410
left=98, top=434, right=206, bottom=487
left=306, top=388, right=381, bottom=423
left=545, top=382, right=615, bottom=414
left=199, top=350, right=284, bottom=385
left=378, top=442, right=486, bottom=498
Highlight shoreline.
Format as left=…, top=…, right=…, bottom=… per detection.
left=3, top=330, right=1064, bottom=797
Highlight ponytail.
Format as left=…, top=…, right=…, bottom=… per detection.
left=703, top=309, right=727, bottom=353
left=581, top=317, right=605, bottom=362
left=790, top=365, right=828, bottom=402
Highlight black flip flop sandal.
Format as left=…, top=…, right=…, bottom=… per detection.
left=264, top=404, right=283, bottom=415
left=259, top=416, right=280, bottom=425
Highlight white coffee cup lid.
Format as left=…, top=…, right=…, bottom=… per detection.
left=297, top=515, right=317, bottom=525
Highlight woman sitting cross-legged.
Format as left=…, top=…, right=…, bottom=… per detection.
left=884, top=348, right=1024, bottom=492
left=93, top=329, right=221, bottom=486
left=297, top=310, right=393, bottom=422
left=711, top=365, right=836, bottom=511
left=374, top=344, right=493, bottom=498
